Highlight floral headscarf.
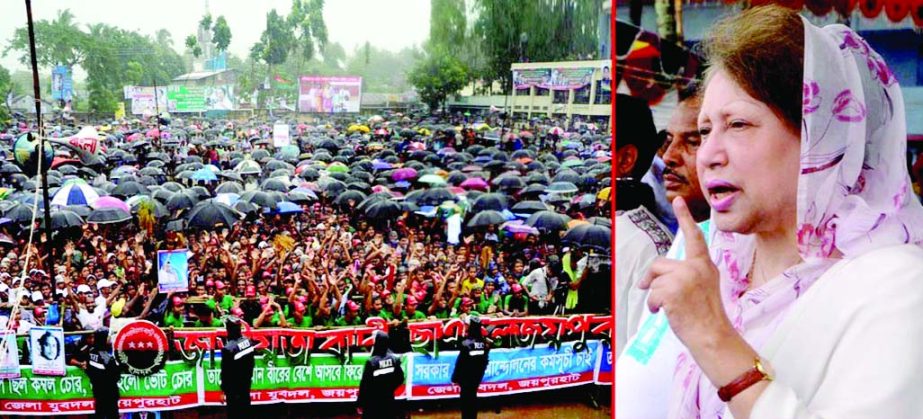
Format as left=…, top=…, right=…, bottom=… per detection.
left=669, top=16, right=923, bottom=418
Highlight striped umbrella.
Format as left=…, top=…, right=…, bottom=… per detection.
left=51, top=179, right=100, bottom=207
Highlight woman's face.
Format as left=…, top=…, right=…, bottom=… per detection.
left=696, top=70, right=801, bottom=236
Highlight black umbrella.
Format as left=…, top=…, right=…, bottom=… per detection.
left=320, top=179, right=347, bottom=197
left=496, top=176, right=525, bottom=190
left=286, top=191, right=315, bottom=204
left=219, top=170, right=244, bottom=182
left=65, top=205, right=92, bottom=217
left=0, top=163, right=23, bottom=174
left=234, top=200, right=259, bottom=215
left=165, top=219, right=185, bottom=232
left=471, top=193, right=509, bottom=212
left=554, top=170, right=581, bottom=184
left=525, top=211, right=572, bottom=233
left=40, top=210, right=85, bottom=229
left=87, top=207, right=132, bottom=224
left=216, top=182, right=244, bottom=194
left=511, top=200, right=550, bottom=215
left=467, top=210, right=506, bottom=228
left=111, top=181, right=149, bottom=197
left=4, top=203, right=36, bottom=223
left=334, top=190, right=368, bottom=207
left=185, top=200, right=241, bottom=230
left=166, top=192, right=198, bottom=212
left=562, top=224, right=611, bottom=252
left=418, top=187, right=456, bottom=206
left=239, top=190, right=279, bottom=209
left=152, top=189, right=175, bottom=203
left=586, top=216, right=613, bottom=229
left=364, top=199, right=403, bottom=220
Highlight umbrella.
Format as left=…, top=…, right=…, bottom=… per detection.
left=191, top=168, right=218, bottom=182
left=286, top=191, right=315, bottom=204
left=161, top=182, right=185, bottom=193
left=547, top=182, right=579, bottom=195
left=87, top=207, right=132, bottom=224
left=265, top=201, right=303, bottom=215
left=334, top=190, right=368, bottom=207
left=235, top=160, right=262, bottom=175
left=471, top=193, right=509, bottom=212
left=467, top=210, right=506, bottom=227
left=111, top=181, right=149, bottom=197
left=239, top=190, right=279, bottom=209
left=364, top=200, right=403, bottom=220
left=216, top=182, right=244, bottom=194
left=51, top=179, right=100, bottom=207
left=219, top=170, right=244, bottom=182
left=502, top=220, right=539, bottom=235
left=525, top=211, right=572, bottom=233
left=496, top=176, right=525, bottom=190
left=418, top=187, right=456, bottom=206
left=215, top=193, right=241, bottom=207
left=562, top=224, right=611, bottom=252
left=91, top=196, right=130, bottom=213
left=40, top=210, right=85, bottom=229
left=166, top=192, right=198, bottom=212
left=234, top=200, right=259, bottom=215
left=391, top=168, right=418, bottom=181
left=65, top=205, right=92, bottom=217
left=511, top=200, right=550, bottom=215
left=4, top=203, right=37, bottom=223
left=418, top=174, right=447, bottom=186
left=460, top=177, right=489, bottom=191
left=185, top=200, right=241, bottom=230
left=261, top=178, right=289, bottom=192
left=126, top=196, right=169, bottom=218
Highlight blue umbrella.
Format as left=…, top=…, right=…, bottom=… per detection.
left=191, top=168, right=218, bottom=182
left=51, top=179, right=100, bottom=207
left=263, top=201, right=303, bottom=215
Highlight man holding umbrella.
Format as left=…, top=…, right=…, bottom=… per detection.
left=220, top=316, right=255, bottom=419
left=357, top=330, right=405, bottom=419
left=452, top=315, right=491, bottom=419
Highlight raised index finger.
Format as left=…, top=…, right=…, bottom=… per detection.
left=672, top=196, right=708, bottom=259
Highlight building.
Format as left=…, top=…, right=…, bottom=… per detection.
left=509, top=59, right=612, bottom=126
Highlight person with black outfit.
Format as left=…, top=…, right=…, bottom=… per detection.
left=84, top=327, right=121, bottom=419
left=452, top=315, right=491, bottom=419
left=357, top=331, right=405, bottom=419
left=220, top=316, right=255, bottom=419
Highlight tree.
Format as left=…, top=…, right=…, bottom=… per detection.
left=428, top=0, right=467, bottom=56
left=288, top=0, right=328, bottom=63
left=186, top=35, right=202, bottom=58
left=0, top=65, right=11, bottom=126
left=3, top=9, right=86, bottom=68
left=408, top=50, right=468, bottom=113
left=212, top=15, right=232, bottom=52
left=199, top=14, right=213, bottom=32
left=255, top=9, right=296, bottom=66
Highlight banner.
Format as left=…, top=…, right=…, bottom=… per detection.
left=410, top=341, right=599, bottom=399
left=204, top=85, right=236, bottom=111
left=272, top=124, right=290, bottom=148
left=29, top=327, right=65, bottom=376
left=124, top=86, right=168, bottom=116
left=0, top=361, right=199, bottom=415
left=512, top=67, right=596, bottom=90
left=298, top=76, right=362, bottom=113
left=157, top=249, right=188, bottom=293
left=0, top=331, right=20, bottom=379
left=594, top=340, right=612, bottom=385
left=201, top=353, right=408, bottom=405
left=51, top=66, right=73, bottom=101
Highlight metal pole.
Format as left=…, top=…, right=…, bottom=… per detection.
left=25, top=0, right=55, bottom=275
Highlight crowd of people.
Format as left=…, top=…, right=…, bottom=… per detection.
left=0, top=110, right=612, bottom=365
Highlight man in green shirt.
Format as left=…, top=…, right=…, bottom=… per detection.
left=287, top=302, right=313, bottom=328
left=210, top=281, right=235, bottom=313
left=403, top=296, right=427, bottom=321
left=193, top=304, right=225, bottom=328
left=163, top=296, right=186, bottom=328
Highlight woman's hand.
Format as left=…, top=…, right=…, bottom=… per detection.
left=639, top=197, right=733, bottom=349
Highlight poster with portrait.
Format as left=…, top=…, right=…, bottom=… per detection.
left=52, top=66, right=73, bottom=101
left=0, top=330, right=20, bottom=379
left=157, top=249, right=189, bottom=293
left=204, top=85, right=236, bottom=111
left=29, top=326, right=64, bottom=376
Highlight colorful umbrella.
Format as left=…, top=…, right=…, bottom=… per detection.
left=51, top=179, right=100, bottom=207
left=91, top=196, right=130, bottom=213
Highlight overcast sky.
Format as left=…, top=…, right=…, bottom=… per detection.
left=0, top=0, right=430, bottom=73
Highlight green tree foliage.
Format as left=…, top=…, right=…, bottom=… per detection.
left=0, top=65, right=11, bottom=126
left=199, top=14, right=213, bottom=32
left=3, top=9, right=86, bottom=68
left=254, top=9, right=296, bottom=66
left=408, top=50, right=468, bottom=112
left=288, top=0, right=328, bottom=62
left=428, top=0, right=467, bottom=56
left=212, top=16, right=232, bottom=52
left=472, top=0, right=601, bottom=92
left=185, top=35, right=201, bottom=58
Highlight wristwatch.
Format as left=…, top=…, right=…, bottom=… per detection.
left=717, top=357, right=773, bottom=402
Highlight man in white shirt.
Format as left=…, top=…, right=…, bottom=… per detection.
left=521, top=260, right=558, bottom=314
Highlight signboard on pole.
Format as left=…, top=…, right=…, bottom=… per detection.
left=157, top=249, right=189, bottom=293
left=51, top=66, right=73, bottom=101
left=124, top=86, right=167, bottom=115
left=272, top=124, right=290, bottom=148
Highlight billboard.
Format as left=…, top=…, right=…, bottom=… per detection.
left=124, top=86, right=167, bottom=115
left=513, top=67, right=597, bottom=90
left=165, top=85, right=236, bottom=113
left=298, top=76, right=362, bottom=113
